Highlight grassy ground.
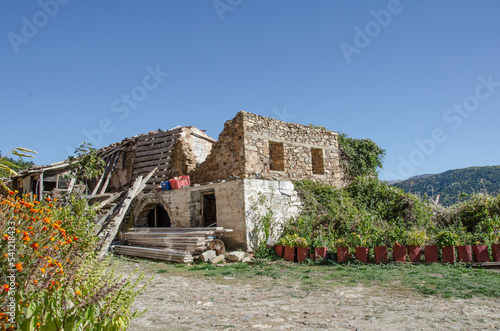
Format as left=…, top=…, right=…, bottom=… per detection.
left=129, top=257, right=500, bottom=300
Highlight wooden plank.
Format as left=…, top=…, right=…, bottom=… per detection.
left=132, top=165, right=168, bottom=176
left=136, top=128, right=182, bottom=141
left=135, top=147, right=173, bottom=158
left=136, top=135, right=176, bottom=147
left=97, top=167, right=158, bottom=258
left=133, top=153, right=173, bottom=164
left=99, top=151, right=121, bottom=194
left=92, top=152, right=115, bottom=195
left=133, top=159, right=170, bottom=169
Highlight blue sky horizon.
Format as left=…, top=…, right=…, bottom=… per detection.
left=2, top=1, right=499, bottom=181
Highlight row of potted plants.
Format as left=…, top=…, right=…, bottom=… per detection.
left=275, top=231, right=500, bottom=263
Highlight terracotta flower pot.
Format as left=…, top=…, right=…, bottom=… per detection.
left=393, top=244, right=407, bottom=262
left=441, top=246, right=455, bottom=263
left=374, top=246, right=388, bottom=264
left=407, top=245, right=421, bottom=263
left=355, top=247, right=369, bottom=263
left=283, top=246, right=296, bottom=262
left=315, top=247, right=328, bottom=260
left=424, top=245, right=438, bottom=263
left=337, top=246, right=349, bottom=262
left=296, top=247, right=309, bottom=262
left=472, top=245, right=489, bottom=262
left=275, top=244, right=284, bottom=257
left=492, top=244, right=500, bottom=262
left=458, top=245, right=472, bottom=263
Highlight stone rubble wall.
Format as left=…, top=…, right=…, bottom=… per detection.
left=131, top=179, right=302, bottom=251
left=242, top=111, right=343, bottom=187
left=190, top=114, right=247, bottom=184
left=190, top=111, right=344, bottom=187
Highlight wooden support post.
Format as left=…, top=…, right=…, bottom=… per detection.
left=39, top=172, right=44, bottom=201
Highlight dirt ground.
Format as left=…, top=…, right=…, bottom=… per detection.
left=115, top=259, right=500, bottom=331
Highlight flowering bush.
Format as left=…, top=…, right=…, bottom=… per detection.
left=0, top=191, right=147, bottom=330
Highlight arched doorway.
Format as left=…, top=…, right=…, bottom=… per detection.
left=146, top=204, right=171, bottom=227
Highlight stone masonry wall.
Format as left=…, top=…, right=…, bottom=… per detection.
left=190, top=111, right=344, bottom=187
left=130, top=179, right=302, bottom=251
left=190, top=114, right=246, bottom=184
left=241, top=112, right=344, bottom=187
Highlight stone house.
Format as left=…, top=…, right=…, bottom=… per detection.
left=9, top=111, right=344, bottom=251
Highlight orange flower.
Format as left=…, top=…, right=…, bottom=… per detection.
left=2, top=234, right=8, bottom=241
left=33, top=279, right=38, bottom=285
left=2, top=284, right=9, bottom=292
left=31, top=243, right=39, bottom=250
left=3, top=253, right=7, bottom=258
left=45, top=198, right=52, bottom=202
left=8, top=191, right=15, bottom=196
left=37, top=322, right=40, bottom=327
left=15, top=262, right=22, bottom=272
left=75, top=290, right=81, bottom=295
left=39, top=267, right=46, bottom=274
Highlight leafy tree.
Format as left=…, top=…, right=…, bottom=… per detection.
left=66, top=142, right=105, bottom=184
left=338, top=133, right=385, bottom=180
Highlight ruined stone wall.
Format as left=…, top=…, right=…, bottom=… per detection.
left=131, top=179, right=302, bottom=251
left=131, top=180, right=247, bottom=249
left=241, top=112, right=344, bottom=187
left=190, top=111, right=344, bottom=187
left=190, top=114, right=246, bottom=184
left=243, top=179, right=302, bottom=251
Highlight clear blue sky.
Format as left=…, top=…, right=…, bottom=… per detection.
left=2, top=1, right=499, bottom=180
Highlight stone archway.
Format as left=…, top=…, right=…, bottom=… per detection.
left=133, top=195, right=174, bottom=228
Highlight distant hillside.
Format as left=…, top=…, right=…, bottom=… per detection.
left=391, top=166, right=500, bottom=206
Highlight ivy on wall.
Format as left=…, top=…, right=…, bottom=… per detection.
left=337, top=133, right=385, bottom=180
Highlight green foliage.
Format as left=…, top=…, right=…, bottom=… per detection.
left=392, top=165, right=500, bottom=206
left=0, top=192, right=148, bottom=330
left=66, top=142, right=105, bottom=183
left=405, top=228, right=429, bottom=246
left=0, top=156, right=34, bottom=178
left=337, top=133, right=385, bottom=180
left=0, top=147, right=37, bottom=190
left=293, top=237, right=309, bottom=248
left=435, top=230, right=460, bottom=247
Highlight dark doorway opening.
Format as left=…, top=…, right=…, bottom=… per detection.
left=202, top=193, right=217, bottom=227
left=147, top=204, right=171, bottom=227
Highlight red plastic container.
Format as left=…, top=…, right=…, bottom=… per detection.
left=169, top=175, right=191, bottom=189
